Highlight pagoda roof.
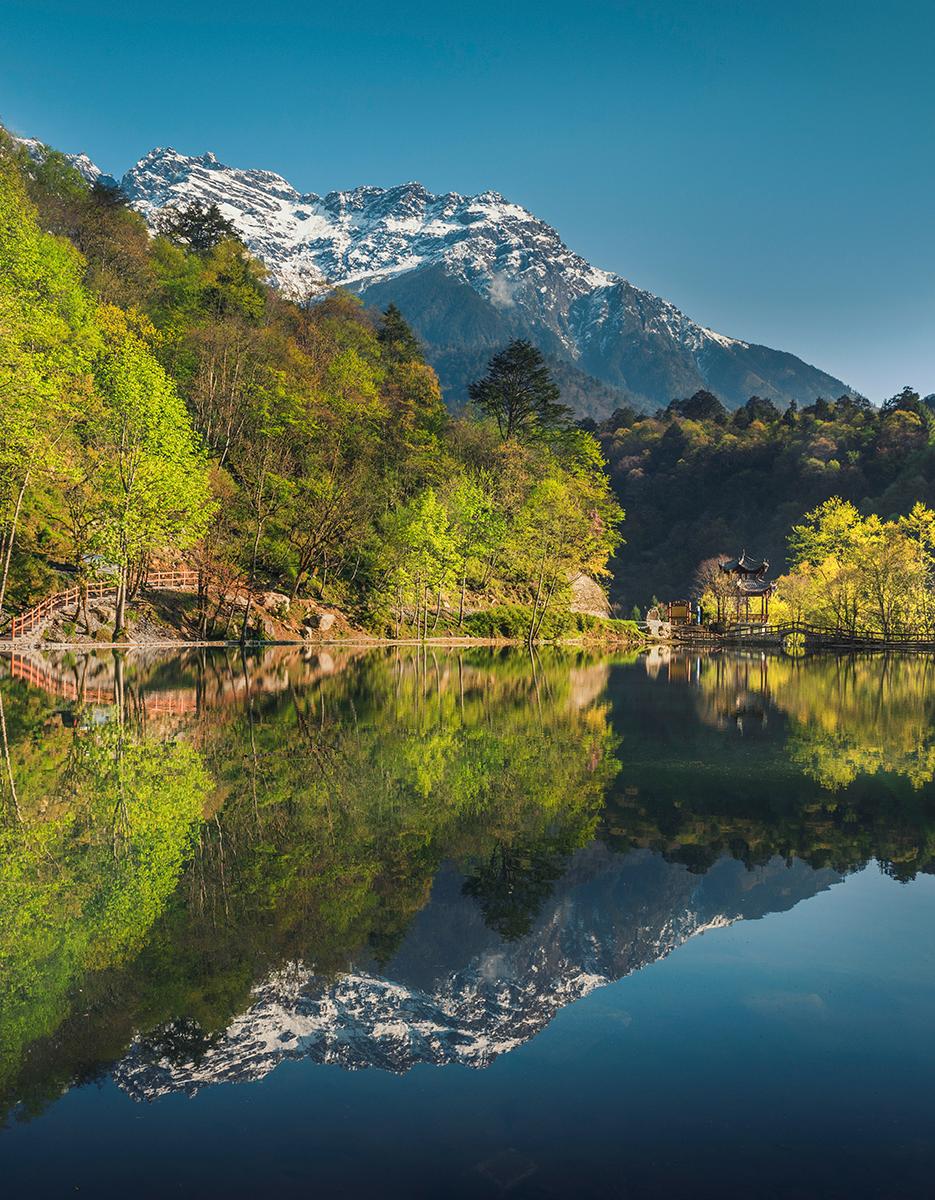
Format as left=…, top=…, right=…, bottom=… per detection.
left=734, top=578, right=774, bottom=596
left=720, top=551, right=769, bottom=576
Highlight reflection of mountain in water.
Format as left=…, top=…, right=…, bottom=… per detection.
left=115, top=846, right=838, bottom=1099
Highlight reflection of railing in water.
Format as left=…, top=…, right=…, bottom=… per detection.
left=6, top=653, right=199, bottom=714
left=1, top=645, right=362, bottom=716
left=6, top=569, right=202, bottom=640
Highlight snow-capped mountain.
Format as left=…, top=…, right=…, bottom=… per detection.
left=14, top=135, right=111, bottom=187
left=122, top=149, right=612, bottom=316
left=116, top=147, right=853, bottom=413
left=114, top=848, right=840, bottom=1100
left=21, top=136, right=854, bottom=413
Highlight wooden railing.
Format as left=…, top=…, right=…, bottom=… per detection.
left=719, top=620, right=935, bottom=650
left=5, top=569, right=200, bottom=640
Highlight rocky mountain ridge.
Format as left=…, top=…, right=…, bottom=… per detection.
left=20, top=136, right=855, bottom=414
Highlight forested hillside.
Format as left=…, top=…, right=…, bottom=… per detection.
left=0, top=131, right=622, bottom=641
left=4, top=129, right=932, bottom=632
left=595, top=389, right=935, bottom=609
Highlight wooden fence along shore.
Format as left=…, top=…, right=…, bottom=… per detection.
left=672, top=620, right=935, bottom=651
left=3, top=569, right=201, bottom=640
left=6, top=574, right=935, bottom=653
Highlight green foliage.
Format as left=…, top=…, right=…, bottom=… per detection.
left=155, top=200, right=240, bottom=253
left=0, top=713, right=210, bottom=1101
left=462, top=603, right=573, bottom=640
left=0, top=130, right=620, bottom=639
left=468, top=339, right=573, bottom=440
left=774, top=497, right=935, bottom=637
left=598, top=389, right=935, bottom=608
left=0, top=138, right=214, bottom=624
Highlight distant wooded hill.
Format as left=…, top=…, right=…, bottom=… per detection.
left=595, top=389, right=935, bottom=609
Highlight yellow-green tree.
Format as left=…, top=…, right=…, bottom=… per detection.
left=0, top=138, right=97, bottom=610
left=87, top=308, right=215, bottom=636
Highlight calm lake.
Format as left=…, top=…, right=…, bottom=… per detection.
left=2, top=645, right=935, bottom=1197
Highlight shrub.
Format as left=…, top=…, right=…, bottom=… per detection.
left=462, top=603, right=574, bottom=641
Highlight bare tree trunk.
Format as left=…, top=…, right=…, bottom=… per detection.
left=240, top=591, right=253, bottom=645
left=0, top=688, right=21, bottom=821
left=0, top=473, right=30, bottom=614
left=80, top=579, right=90, bottom=635
left=113, top=570, right=128, bottom=640
left=532, top=577, right=558, bottom=641
left=241, top=515, right=264, bottom=645
left=459, top=569, right=467, bottom=627
left=528, top=558, right=546, bottom=646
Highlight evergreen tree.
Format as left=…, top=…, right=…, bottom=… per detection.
left=882, top=386, right=926, bottom=419
left=89, top=178, right=129, bottom=211
left=667, top=390, right=727, bottom=423
left=377, top=303, right=423, bottom=364
left=733, top=395, right=780, bottom=428
left=156, top=200, right=239, bottom=253
left=468, top=340, right=571, bottom=440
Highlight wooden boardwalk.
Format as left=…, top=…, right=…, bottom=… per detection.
left=5, top=569, right=200, bottom=640
left=672, top=620, right=935, bottom=651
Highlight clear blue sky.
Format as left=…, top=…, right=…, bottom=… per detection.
left=2, top=0, right=932, bottom=399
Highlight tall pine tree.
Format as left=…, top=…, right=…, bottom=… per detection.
left=468, top=340, right=571, bottom=440
left=377, top=303, right=423, bottom=364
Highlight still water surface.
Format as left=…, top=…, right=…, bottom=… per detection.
left=1, top=646, right=935, bottom=1197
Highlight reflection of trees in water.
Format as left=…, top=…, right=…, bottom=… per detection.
left=6, top=645, right=935, bottom=1123
left=616, top=651, right=935, bottom=882
left=779, top=655, right=935, bottom=791
left=0, top=647, right=617, bottom=1120
left=691, top=651, right=935, bottom=789
left=193, top=648, right=617, bottom=967
left=0, top=696, right=209, bottom=1119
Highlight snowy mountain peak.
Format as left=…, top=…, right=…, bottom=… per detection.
left=13, top=135, right=106, bottom=186
left=120, top=146, right=614, bottom=309
left=11, top=133, right=854, bottom=411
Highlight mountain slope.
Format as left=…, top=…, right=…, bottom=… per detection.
left=38, top=141, right=853, bottom=414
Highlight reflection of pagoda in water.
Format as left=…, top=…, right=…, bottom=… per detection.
left=697, top=654, right=773, bottom=733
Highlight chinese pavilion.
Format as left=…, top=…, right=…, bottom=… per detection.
left=718, top=551, right=773, bottom=624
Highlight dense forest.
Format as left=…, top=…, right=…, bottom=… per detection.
left=595, top=388, right=935, bottom=610
left=0, top=130, right=622, bottom=642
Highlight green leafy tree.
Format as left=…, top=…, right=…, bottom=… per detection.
left=376, top=488, right=460, bottom=637
left=0, top=143, right=97, bottom=610
left=446, top=471, right=505, bottom=625
left=468, top=340, right=572, bottom=441
left=509, top=443, right=624, bottom=643
left=87, top=307, right=215, bottom=636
